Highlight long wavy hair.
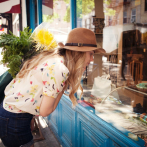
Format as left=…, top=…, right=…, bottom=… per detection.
left=17, top=48, right=86, bottom=106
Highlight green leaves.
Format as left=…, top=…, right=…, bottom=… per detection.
left=63, top=0, right=95, bottom=22
left=43, top=13, right=59, bottom=23
left=104, top=0, right=116, bottom=16
left=46, top=0, right=94, bottom=23
left=0, top=27, right=37, bottom=78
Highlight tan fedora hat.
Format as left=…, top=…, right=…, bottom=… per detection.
left=58, top=28, right=106, bottom=53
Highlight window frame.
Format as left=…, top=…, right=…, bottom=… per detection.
left=131, top=8, right=136, bottom=23
left=123, top=11, right=127, bottom=24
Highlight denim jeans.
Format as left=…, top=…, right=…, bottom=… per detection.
left=0, top=102, right=33, bottom=147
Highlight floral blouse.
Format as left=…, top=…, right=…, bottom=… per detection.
left=3, top=56, right=69, bottom=115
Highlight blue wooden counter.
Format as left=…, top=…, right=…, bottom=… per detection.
left=44, top=94, right=145, bottom=147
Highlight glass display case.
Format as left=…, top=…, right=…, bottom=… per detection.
left=77, top=69, right=147, bottom=144
left=74, top=0, right=147, bottom=145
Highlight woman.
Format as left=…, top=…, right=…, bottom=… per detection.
left=0, top=24, right=105, bottom=147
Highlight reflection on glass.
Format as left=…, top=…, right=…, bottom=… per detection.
left=76, top=0, right=95, bottom=29
left=98, top=87, right=147, bottom=142
left=42, top=0, right=70, bottom=44
left=77, top=0, right=147, bottom=144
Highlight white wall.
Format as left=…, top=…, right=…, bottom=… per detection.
left=21, top=0, right=27, bottom=29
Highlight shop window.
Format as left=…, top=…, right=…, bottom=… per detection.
left=42, top=0, right=70, bottom=44
left=76, top=0, right=95, bottom=29
left=66, top=4, right=69, bottom=10
left=86, top=18, right=90, bottom=29
left=123, top=11, right=127, bottom=23
left=131, top=8, right=136, bottom=23
left=109, top=16, right=112, bottom=26
left=57, top=2, right=61, bottom=9
left=116, top=13, right=119, bottom=25
left=145, top=0, right=147, bottom=11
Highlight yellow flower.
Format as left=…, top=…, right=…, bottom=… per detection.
left=32, top=29, right=57, bottom=51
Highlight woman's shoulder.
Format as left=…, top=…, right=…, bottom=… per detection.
left=42, top=56, right=69, bottom=73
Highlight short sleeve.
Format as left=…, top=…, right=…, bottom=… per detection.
left=42, top=62, right=69, bottom=98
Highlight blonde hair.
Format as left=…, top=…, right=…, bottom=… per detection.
left=62, top=49, right=85, bottom=106
left=17, top=48, right=86, bottom=107
left=17, top=50, right=56, bottom=78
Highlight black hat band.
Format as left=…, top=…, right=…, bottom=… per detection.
left=65, top=43, right=97, bottom=47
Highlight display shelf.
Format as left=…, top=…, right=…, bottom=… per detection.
left=79, top=84, right=147, bottom=145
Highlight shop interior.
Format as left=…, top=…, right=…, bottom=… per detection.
left=74, top=0, right=147, bottom=142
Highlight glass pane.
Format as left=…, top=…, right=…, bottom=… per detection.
left=77, top=0, right=147, bottom=144
left=76, top=0, right=95, bottom=30
left=123, top=18, right=127, bottom=23
left=96, top=87, right=147, bottom=141
left=123, top=11, right=127, bottom=17
left=132, top=8, right=136, bottom=15
left=42, top=0, right=70, bottom=44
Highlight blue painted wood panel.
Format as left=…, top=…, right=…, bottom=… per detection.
left=77, top=114, right=109, bottom=147
left=46, top=95, right=144, bottom=147
left=59, top=100, right=76, bottom=147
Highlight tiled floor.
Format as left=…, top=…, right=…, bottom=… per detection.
left=0, top=116, right=60, bottom=147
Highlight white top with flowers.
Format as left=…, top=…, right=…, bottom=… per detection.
left=3, top=56, right=69, bottom=115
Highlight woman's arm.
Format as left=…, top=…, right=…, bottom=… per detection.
left=52, top=90, right=64, bottom=111
left=39, top=91, right=64, bottom=117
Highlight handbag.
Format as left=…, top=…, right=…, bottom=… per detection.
left=0, top=71, right=13, bottom=104
left=91, top=75, right=120, bottom=101
left=91, top=76, right=111, bottom=99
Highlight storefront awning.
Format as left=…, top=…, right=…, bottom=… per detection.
left=0, top=0, right=20, bottom=13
